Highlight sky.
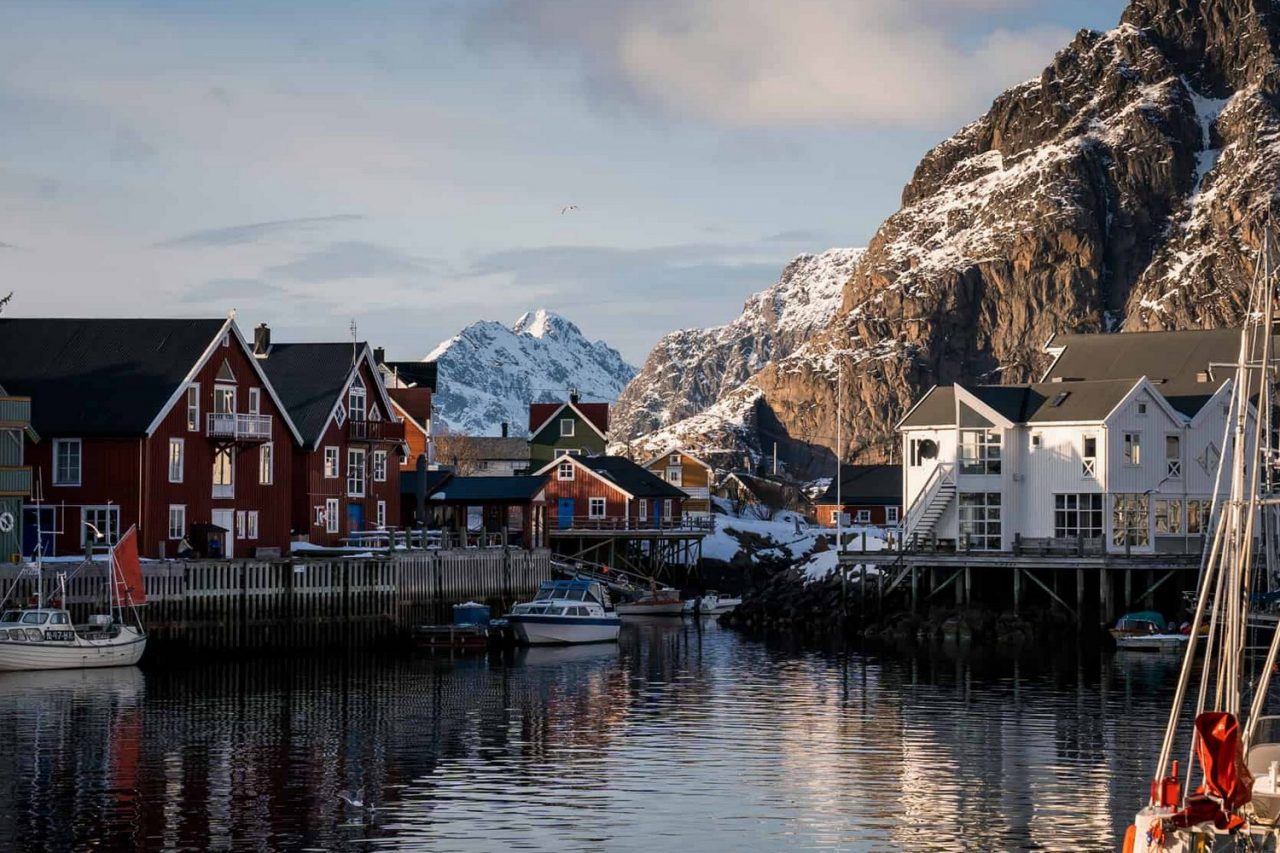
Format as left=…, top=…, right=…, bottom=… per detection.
left=0, top=0, right=1126, bottom=364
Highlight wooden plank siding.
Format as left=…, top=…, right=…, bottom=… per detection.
left=644, top=451, right=712, bottom=516
left=541, top=463, right=684, bottom=528
left=26, top=436, right=143, bottom=557
left=293, top=358, right=402, bottom=547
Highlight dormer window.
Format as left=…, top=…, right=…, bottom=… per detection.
left=558, top=460, right=574, bottom=481
left=560, top=418, right=575, bottom=437
left=348, top=375, right=367, bottom=421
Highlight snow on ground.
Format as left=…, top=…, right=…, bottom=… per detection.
left=704, top=511, right=889, bottom=583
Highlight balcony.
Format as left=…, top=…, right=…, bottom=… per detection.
left=0, top=396, right=31, bottom=429
left=0, top=466, right=32, bottom=497
left=206, top=412, right=272, bottom=442
left=347, top=419, right=405, bottom=444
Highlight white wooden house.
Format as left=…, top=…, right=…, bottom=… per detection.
left=898, top=329, right=1242, bottom=555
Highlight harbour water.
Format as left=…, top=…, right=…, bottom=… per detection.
left=0, top=620, right=1183, bottom=852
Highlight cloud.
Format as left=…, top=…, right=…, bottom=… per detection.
left=109, top=127, right=156, bottom=164
left=156, top=214, right=364, bottom=248
left=476, top=0, right=1072, bottom=127
left=762, top=229, right=828, bottom=244
left=179, top=277, right=282, bottom=303
left=266, top=241, right=429, bottom=281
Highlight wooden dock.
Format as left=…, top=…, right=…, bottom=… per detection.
left=0, top=548, right=552, bottom=649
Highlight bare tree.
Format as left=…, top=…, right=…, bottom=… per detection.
left=433, top=426, right=485, bottom=476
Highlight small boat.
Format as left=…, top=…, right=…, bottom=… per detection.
left=683, top=591, right=743, bottom=616
left=1110, top=611, right=1188, bottom=652
left=507, top=580, right=620, bottom=645
left=0, top=525, right=147, bottom=672
left=414, top=602, right=499, bottom=650
left=615, top=586, right=684, bottom=616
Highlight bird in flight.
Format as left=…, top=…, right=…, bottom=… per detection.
left=560, top=205, right=578, bottom=214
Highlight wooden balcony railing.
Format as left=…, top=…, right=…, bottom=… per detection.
left=0, top=466, right=32, bottom=497
left=553, top=515, right=713, bottom=533
left=347, top=419, right=405, bottom=443
left=206, top=412, right=272, bottom=442
left=0, top=396, right=31, bottom=429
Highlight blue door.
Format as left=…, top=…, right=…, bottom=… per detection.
left=558, top=498, right=574, bottom=529
left=22, top=507, right=55, bottom=558
left=347, top=502, right=365, bottom=532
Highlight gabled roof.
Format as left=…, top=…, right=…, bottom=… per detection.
left=899, top=385, right=955, bottom=429
left=388, top=387, right=431, bottom=432
left=817, top=464, right=902, bottom=505
left=0, top=317, right=228, bottom=436
left=400, top=467, right=453, bottom=497
left=534, top=454, right=685, bottom=500
left=259, top=342, right=396, bottom=448
left=529, top=401, right=609, bottom=439
left=382, top=360, right=437, bottom=392
left=448, top=436, right=530, bottom=461
left=641, top=446, right=713, bottom=470
left=425, top=474, right=548, bottom=503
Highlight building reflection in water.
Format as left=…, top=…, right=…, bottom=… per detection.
left=0, top=623, right=1189, bottom=852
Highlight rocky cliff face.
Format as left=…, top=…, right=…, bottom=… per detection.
left=425, top=309, right=635, bottom=436
left=729, top=0, right=1280, bottom=471
left=612, top=248, right=863, bottom=441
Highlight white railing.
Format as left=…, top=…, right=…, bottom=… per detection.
left=206, top=412, right=272, bottom=441
left=903, top=463, right=954, bottom=544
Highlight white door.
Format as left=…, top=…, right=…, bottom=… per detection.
left=211, top=509, right=235, bottom=559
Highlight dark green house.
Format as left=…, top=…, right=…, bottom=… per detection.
left=0, top=382, right=34, bottom=561
left=527, top=395, right=610, bottom=469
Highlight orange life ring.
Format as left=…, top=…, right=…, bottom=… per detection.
left=1122, top=824, right=1136, bottom=853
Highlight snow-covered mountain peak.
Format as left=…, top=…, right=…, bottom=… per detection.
left=511, top=308, right=578, bottom=340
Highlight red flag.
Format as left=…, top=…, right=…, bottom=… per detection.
left=1170, top=712, right=1254, bottom=831
left=112, top=525, right=146, bottom=606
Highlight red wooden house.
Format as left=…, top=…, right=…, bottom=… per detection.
left=379, top=357, right=436, bottom=471
left=256, top=327, right=404, bottom=546
left=0, top=317, right=302, bottom=559
left=535, top=455, right=686, bottom=530
left=814, top=464, right=902, bottom=528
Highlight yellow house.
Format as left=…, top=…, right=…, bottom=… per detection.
left=642, top=448, right=713, bottom=518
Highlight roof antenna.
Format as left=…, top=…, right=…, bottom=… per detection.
left=349, top=318, right=358, bottom=366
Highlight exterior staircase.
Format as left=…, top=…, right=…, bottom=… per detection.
left=903, top=464, right=956, bottom=547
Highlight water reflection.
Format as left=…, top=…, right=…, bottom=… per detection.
left=0, top=623, right=1192, bottom=852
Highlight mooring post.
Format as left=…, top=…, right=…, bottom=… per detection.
left=1076, top=568, right=1085, bottom=627
left=1124, top=568, right=1132, bottom=610
left=1013, top=568, right=1021, bottom=616
left=1099, top=568, right=1111, bottom=624
left=910, top=565, right=918, bottom=614
left=963, top=566, right=972, bottom=607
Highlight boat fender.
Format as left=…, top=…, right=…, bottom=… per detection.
left=1122, top=824, right=1136, bottom=853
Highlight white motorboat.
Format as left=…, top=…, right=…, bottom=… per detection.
left=615, top=586, right=684, bottom=616
left=682, top=591, right=743, bottom=615
left=1110, top=611, right=1189, bottom=652
left=0, top=524, right=147, bottom=672
left=508, top=580, right=620, bottom=645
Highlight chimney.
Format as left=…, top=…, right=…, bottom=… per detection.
left=569, top=387, right=580, bottom=405
left=253, top=323, right=271, bottom=356
left=501, top=422, right=509, bottom=438
left=373, top=346, right=385, bottom=365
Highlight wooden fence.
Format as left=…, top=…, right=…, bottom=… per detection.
left=0, top=548, right=552, bottom=649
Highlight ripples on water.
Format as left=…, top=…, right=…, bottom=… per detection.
left=0, top=621, right=1194, bottom=852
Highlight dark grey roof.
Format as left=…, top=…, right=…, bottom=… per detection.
left=580, top=456, right=687, bottom=499
left=383, top=360, right=437, bottom=391
left=0, top=318, right=225, bottom=436
left=453, top=436, right=530, bottom=460
left=817, top=465, right=901, bottom=504
left=1046, top=328, right=1242, bottom=417
left=400, top=468, right=453, bottom=497
left=259, top=343, right=362, bottom=448
left=426, top=474, right=548, bottom=503
left=905, top=379, right=1147, bottom=427
left=899, top=385, right=955, bottom=428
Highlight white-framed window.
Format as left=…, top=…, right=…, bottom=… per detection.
left=958, top=492, right=1001, bottom=550
left=235, top=511, right=246, bottom=539
left=168, top=505, right=186, bottom=540
left=334, top=404, right=347, bottom=428
left=959, top=429, right=1001, bottom=475
left=1155, top=498, right=1183, bottom=535
left=1054, top=493, right=1103, bottom=540
left=1030, top=433, right=1042, bottom=448
left=186, top=384, right=200, bottom=432
left=1082, top=435, right=1098, bottom=478
left=168, top=438, right=184, bottom=483
left=855, top=509, right=871, bottom=523
left=886, top=506, right=899, bottom=524
left=212, top=447, right=234, bottom=498
left=639, top=499, right=648, bottom=521
left=325, top=498, right=340, bottom=534
left=248, top=387, right=261, bottom=415
left=259, top=443, right=273, bottom=485
left=348, top=375, right=367, bottom=421
left=669, top=453, right=681, bottom=465
left=1137, top=402, right=1148, bottom=415
left=663, top=499, right=672, bottom=520
left=1166, top=434, right=1182, bottom=479
left=558, top=461, right=574, bottom=481
left=214, top=384, right=236, bottom=415
left=667, top=469, right=682, bottom=487
left=347, top=448, right=366, bottom=497
left=53, top=438, right=82, bottom=486
left=221, top=332, right=230, bottom=348
left=81, top=505, right=120, bottom=546
left=376, top=500, right=386, bottom=528
left=1112, top=493, right=1150, bottom=547
left=588, top=497, right=606, bottom=519
left=560, top=418, right=575, bottom=437
left=247, top=510, right=259, bottom=539
left=324, top=447, right=339, bottom=479
left=1123, top=432, right=1142, bottom=466
left=373, top=450, right=387, bottom=482
left=829, top=509, right=840, bottom=524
